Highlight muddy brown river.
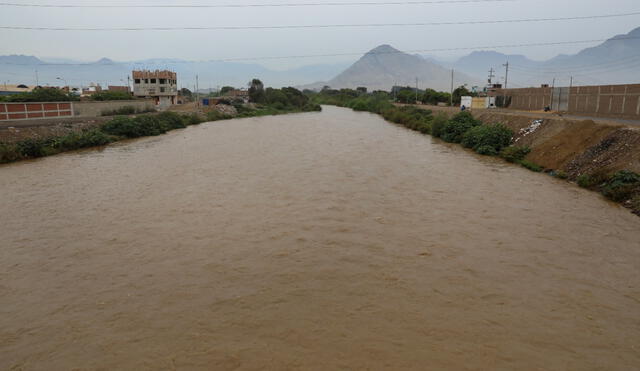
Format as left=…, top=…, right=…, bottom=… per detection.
left=1, top=106, right=639, bottom=370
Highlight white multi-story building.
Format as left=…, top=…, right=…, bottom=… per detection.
left=132, top=70, right=178, bottom=108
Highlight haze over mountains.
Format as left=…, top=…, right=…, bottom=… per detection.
left=1, top=27, right=638, bottom=91
left=449, top=26, right=640, bottom=88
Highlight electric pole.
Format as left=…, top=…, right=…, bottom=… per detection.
left=488, top=68, right=495, bottom=87
left=393, top=81, right=397, bottom=102
left=550, top=77, right=556, bottom=110
left=503, top=62, right=509, bottom=89
left=35, top=70, right=39, bottom=87
left=415, top=77, right=418, bottom=104
left=450, top=69, right=454, bottom=106
left=195, top=75, right=199, bottom=106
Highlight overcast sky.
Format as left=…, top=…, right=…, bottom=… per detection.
left=0, top=0, right=639, bottom=69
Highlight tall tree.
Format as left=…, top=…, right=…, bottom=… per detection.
left=248, top=79, right=265, bottom=103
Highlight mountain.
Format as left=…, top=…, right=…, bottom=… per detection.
left=450, top=27, right=640, bottom=87
left=0, top=57, right=348, bottom=89
left=307, top=45, right=481, bottom=92
left=2, top=27, right=638, bottom=91
left=0, top=55, right=43, bottom=65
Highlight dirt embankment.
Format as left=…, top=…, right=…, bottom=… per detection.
left=0, top=118, right=107, bottom=144
left=428, top=106, right=640, bottom=178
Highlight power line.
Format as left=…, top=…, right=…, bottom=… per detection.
left=2, top=36, right=640, bottom=66
left=0, top=0, right=516, bottom=8
left=1, top=11, right=639, bottom=31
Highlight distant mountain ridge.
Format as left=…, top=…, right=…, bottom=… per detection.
left=2, top=27, right=639, bottom=90
left=449, top=26, right=640, bottom=87
left=0, top=55, right=349, bottom=89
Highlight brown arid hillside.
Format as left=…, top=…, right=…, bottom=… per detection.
left=307, top=44, right=481, bottom=92
left=421, top=105, right=640, bottom=176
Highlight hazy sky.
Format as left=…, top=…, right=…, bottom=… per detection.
left=0, top=0, right=639, bottom=69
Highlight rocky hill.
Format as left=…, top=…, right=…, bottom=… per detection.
left=307, top=45, right=481, bottom=92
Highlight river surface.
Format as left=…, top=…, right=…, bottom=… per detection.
left=1, top=106, right=639, bottom=370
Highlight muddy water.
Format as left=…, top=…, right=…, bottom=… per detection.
left=1, top=106, right=639, bottom=370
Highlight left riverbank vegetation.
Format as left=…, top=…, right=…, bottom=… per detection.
left=0, top=83, right=320, bottom=165
left=0, top=87, right=80, bottom=102
left=308, top=89, right=640, bottom=215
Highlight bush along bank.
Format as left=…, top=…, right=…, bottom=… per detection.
left=0, top=112, right=204, bottom=163
left=0, top=98, right=321, bottom=165
left=1, top=83, right=321, bottom=164
left=308, top=91, right=640, bottom=215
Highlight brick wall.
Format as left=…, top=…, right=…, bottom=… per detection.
left=493, top=84, right=640, bottom=119
left=0, top=102, right=73, bottom=121
left=0, top=100, right=156, bottom=122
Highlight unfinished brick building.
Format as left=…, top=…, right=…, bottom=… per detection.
left=132, top=70, right=178, bottom=108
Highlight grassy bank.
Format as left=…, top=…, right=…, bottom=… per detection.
left=310, top=91, right=640, bottom=215
left=0, top=102, right=320, bottom=165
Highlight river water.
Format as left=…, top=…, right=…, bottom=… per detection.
left=1, top=106, right=639, bottom=370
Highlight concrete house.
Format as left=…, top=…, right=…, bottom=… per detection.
left=132, top=70, right=178, bottom=108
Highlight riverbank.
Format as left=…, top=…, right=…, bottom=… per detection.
left=0, top=103, right=321, bottom=164
left=415, top=104, right=640, bottom=176
left=311, top=93, right=640, bottom=216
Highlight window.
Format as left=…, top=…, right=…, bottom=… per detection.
left=159, top=79, right=166, bottom=84
left=144, top=79, right=149, bottom=83
left=150, top=79, right=156, bottom=83
left=160, top=87, right=166, bottom=93
left=134, top=79, right=141, bottom=84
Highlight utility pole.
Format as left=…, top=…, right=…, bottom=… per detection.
left=450, top=69, right=454, bottom=106
left=568, top=76, right=573, bottom=111
left=488, top=68, right=495, bottom=86
left=195, top=75, right=199, bottom=107
left=550, top=77, right=556, bottom=111
left=35, top=70, right=39, bottom=86
left=393, top=81, right=397, bottom=102
left=415, top=77, right=418, bottom=104
left=503, top=61, right=509, bottom=89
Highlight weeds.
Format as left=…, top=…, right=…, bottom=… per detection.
left=519, top=160, right=543, bottom=172
left=500, top=146, right=531, bottom=163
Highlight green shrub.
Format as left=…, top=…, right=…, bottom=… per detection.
left=0, top=142, right=22, bottom=163
left=303, top=103, right=322, bottom=112
left=134, top=115, right=167, bottom=136
left=16, top=138, right=49, bottom=158
left=100, top=116, right=141, bottom=137
left=185, top=113, right=204, bottom=125
left=577, top=174, right=593, bottom=188
left=90, top=91, right=133, bottom=101
left=55, top=129, right=113, bottom=150
left=206, top=110, right=233, bottom=121
left=554, top=170, right=568, bottom=179
left=461, top=123, right=513, bottom=154
left=520, top=160, right=543, bottom=172
left=602, top=170, right=640, bottom=202
left=430, top=114, right=448, bottom=138
left=500, top=146, right=531, bottom=163
left=441, top=112, right=482, bottom=143
left=2, top=87, right=78, bottom=102
left=157, top=111, right=186, bottom=130
left=475, top=145, right=498, bottom=156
